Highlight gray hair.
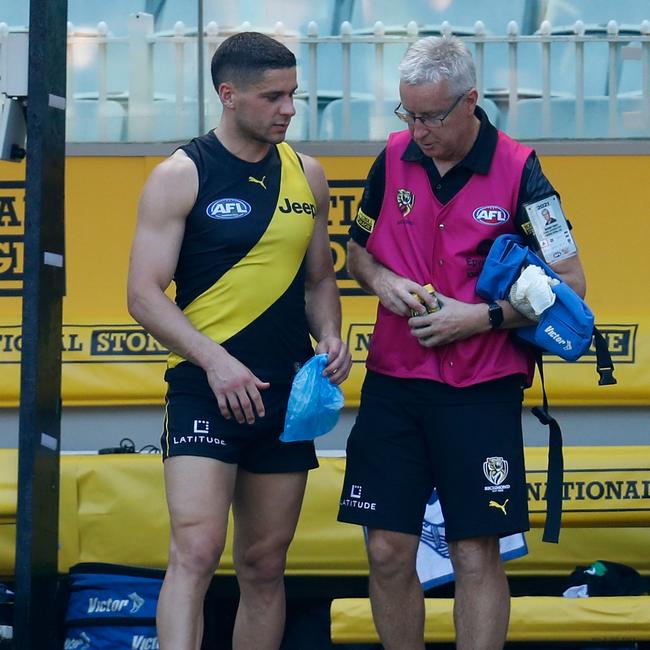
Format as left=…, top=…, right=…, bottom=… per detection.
left=398, top=36, right=476, bottom=95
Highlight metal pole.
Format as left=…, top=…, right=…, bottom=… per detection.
left=14, top=0, right=67, bottom=647
left=197, top=0, right=205, bottom=134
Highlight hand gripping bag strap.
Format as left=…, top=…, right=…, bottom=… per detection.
left=531, top=327, right=615, bottom=542
left=530, top=357, right=563, bottom=543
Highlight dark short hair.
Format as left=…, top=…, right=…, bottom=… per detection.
left=211, top=32, right=296, bottom=91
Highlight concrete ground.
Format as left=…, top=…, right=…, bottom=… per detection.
left=1, top=405, right=648, bottom=452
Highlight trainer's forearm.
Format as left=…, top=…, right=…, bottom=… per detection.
left=346, top=239, right=388, bottom=296
left=494, top=299, right=536, bottom=330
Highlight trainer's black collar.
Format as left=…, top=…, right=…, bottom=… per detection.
left=401, top=105, right=498, bottom=175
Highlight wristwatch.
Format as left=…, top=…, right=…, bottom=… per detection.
left=487, top=302, right=504, bottom=329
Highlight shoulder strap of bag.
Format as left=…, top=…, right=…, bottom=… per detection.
left=530, top=355, right=564, bottom=543
left=593, top=327, right=616, bottom=386
left=532, top=331, right=616, bottom=543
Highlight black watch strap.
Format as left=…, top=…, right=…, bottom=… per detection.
left=488, top=302, right=504, bottom=329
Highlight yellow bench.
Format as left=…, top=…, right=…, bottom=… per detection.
left=330, top=596, right=650, bottom=644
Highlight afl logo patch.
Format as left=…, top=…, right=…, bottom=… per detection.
left=206, top=198, right=251, bottom=220
left=473, top=205, right=509, bottom=226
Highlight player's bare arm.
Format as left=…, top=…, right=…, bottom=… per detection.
left=127, top=151, right=269, bottom=424
left=300, top=154, right=352, bottom=384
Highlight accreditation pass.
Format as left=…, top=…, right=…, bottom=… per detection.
left=523, top=194, right=577, bottom=263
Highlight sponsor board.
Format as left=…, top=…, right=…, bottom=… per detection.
left=343, top=322, right=635, bottom=366
left=327, top=179, right=365, bottom=296
left=527, top=467, right=650, bottom=519
left=0, top=181, right=25, bottom=296
left=0, top=324, right=168, bottom=364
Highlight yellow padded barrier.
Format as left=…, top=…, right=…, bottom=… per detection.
left=0, top=450, right=17, bottom=524
left=0, top=447, right=649, bottom=576
left=330, top=596, right=650, bottom=644
left=525, top=445, right=650, bottom=528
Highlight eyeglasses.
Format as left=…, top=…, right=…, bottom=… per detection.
left=394, top=91, right=469, bottom=128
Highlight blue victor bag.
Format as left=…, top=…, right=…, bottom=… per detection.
left=475, top=234, right=529, bottom=301
left=65, top=570, right=161, bottom=621
left=64, top=624, right=159, bottom=650
left=64, top=563, right=163, bottom=649
left=476, top=234, right=594, bottom=362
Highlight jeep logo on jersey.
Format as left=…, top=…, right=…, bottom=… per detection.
left=206, top=198, right=251, bottom=220
left=473, top=205, right=509, bottom=226
left=278, top=197, right=316, bottom=216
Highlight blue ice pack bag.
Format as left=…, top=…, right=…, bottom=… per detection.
left=280, top=354, right=344, bottom=442
left=476, top=234, right=596, bottom=361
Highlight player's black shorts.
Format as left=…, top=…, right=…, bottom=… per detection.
left=338, top=371, right=529, bottom=541
left=161, top=363, right=318, bottom=473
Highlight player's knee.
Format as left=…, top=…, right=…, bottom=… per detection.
left=236, top=538, right=291, bottom=586
left=168, top=527, right=226, bottom=578
left=367, top=531, right=417, bottom=579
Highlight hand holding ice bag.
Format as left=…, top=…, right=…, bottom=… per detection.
left=280, top=354, right=345, bottom=442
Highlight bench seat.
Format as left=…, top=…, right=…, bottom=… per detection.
left=330, top=596, right=650, bottom=644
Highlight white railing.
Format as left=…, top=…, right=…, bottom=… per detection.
left=1, top=13, right=649, bottom=142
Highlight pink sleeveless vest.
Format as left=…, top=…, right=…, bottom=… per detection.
left=365, top=129, right=535, bottom=387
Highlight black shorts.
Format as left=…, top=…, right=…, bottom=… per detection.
left=161, top=364, right=318, bottom=473
left=338, top=371, right=529, bottom=541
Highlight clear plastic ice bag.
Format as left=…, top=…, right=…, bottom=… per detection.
left=280, top=354, right=344, bottom=442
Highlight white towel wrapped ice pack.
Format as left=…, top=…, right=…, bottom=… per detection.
left=508, top=264, right=560, bottom=321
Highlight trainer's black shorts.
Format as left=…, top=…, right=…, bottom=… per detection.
left=338, top=371, right=529, bottom=541
left=161, top=363, right=318, bottom=473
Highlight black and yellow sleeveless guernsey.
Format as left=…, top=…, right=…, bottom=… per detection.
left=169, top=131, right=316, bottom=380
left=161, top=131, right=319, bottom=471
